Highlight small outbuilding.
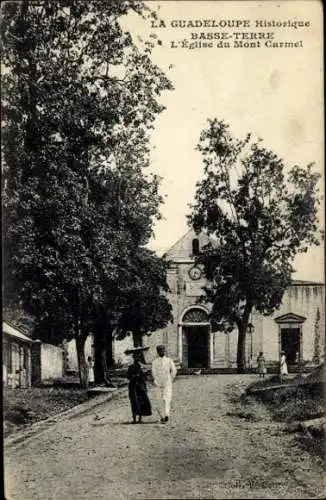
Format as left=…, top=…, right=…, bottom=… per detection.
left=2, top=321, right=33, bottom=388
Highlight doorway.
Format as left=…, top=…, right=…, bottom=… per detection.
left=281, top=328, right=300, bottom=364
left=182, top=325, right=209, bottom=368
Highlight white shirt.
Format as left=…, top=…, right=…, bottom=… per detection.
left=152, top=356, right=177, bottom=387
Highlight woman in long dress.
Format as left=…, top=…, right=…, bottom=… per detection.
left=280, top=350, right=288, bottom=381
left=127, top=352, right=152, bottom=424
left=87, top=356, right=95, bottom=387
left=256, top=351, right=266, bottom=378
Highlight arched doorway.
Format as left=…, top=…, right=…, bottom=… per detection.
left=179, top=307, right=210, bottom=368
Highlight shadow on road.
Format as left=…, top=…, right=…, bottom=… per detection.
left=90, top=419, right=159, bottom=427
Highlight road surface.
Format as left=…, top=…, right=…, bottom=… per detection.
left=4, top=375, right=325, bottom=499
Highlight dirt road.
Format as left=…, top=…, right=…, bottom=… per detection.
left=4, top=375, right=325, bottom=499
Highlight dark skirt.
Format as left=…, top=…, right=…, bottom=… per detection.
left=128, top=382, right=152, bottom=416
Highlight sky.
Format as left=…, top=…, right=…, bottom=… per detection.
left=124, top=0, right=324, bottom=281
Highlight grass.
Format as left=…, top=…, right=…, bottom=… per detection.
left=267, top=389, right=324, bottom=423
left=3, top=386, right=89, bottom=436
left=246, top=370, right=325, bottom=423
left=226, top=367, right=326, bottom=461
left=246, top=374, right=283, bottom=390
left=224, top=380, right=271, bottom=423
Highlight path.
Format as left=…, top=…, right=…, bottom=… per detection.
left=4, top=375, right=325, bottom=499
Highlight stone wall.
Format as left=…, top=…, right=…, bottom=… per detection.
left=257, top=284, right=325, bottom=364
left=40, top=343, right=64, bottom=380
left=65, top=336, right=93, bottom=372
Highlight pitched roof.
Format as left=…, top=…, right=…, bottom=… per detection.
left=3, top=322, right=35, bottom=343
left=291, top=280, right=324, bottom=286
left=274, top=312, right=307, bottom=323
left=164, top=229, right=212, bottom=261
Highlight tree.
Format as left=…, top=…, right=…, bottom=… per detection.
left=189, top=119, right=322, bottom=372
left=115, top=248, right=173, bottom=362
left=2, top=1, right=173, bottom=386
left=91, top=244, right=173, bottom=381
left=313, top=308, right=321, bottom=364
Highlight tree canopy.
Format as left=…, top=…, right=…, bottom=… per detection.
left=189, top=119, right=322, bottom=372
left=116, top=247, right=173, bottom=340
left=2, top=0, right=173, bottom=385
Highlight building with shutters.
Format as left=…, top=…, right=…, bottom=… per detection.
left=2, top=320, right=64, bottom=387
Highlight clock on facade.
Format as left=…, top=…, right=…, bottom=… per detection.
left=188, top=266, right=202, bottom=280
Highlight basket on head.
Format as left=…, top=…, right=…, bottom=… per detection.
left=124, top=346, right=149, bottom=355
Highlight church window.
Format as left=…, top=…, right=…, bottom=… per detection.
left=192, top=238, right=200, bottom=256
left=183, top=308, right=208, bottom=323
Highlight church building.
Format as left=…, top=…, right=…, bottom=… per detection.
left=142, top=230, right=325, bottom=371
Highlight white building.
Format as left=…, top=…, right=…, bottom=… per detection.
left=140, top=230, right=325, bottom=370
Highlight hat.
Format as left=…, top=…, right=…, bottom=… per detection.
left=124, top=346, right=149, bottom=355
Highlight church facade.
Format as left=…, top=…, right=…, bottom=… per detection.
left=142, top=230, right=325, bottom=370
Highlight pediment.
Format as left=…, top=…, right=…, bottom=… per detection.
left=274, top=312, right=306, bottom=324
left=165, top=230, right=212, bottom=261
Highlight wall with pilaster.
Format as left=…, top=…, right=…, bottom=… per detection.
left=251, top=284, right=325, bottom=364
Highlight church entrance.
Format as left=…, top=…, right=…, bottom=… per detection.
left=180, top=307, right=210, bottom=369
left=281, top=328, right=301, bottom=364
left=182, top=325, right=209, bottom=368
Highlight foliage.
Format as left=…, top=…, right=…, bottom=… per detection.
left=2, top=1, right=173, bottom=384
left=189, top=119, right=322, bottom=371
left=115, top=248, right=173, bottom=342
left=313, top=308, right=321, bottom=364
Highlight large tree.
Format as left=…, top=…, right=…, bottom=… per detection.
left=92, top=247, right=173, bottom=379
left=115, top=248, right=173, bottom=361
left=88, top=174, right=173, bottom=384
left=189, top=119, right=322, bottom=372
left=2, top=1, right=173, bottom=386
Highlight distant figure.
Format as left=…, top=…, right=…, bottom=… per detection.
left=280, top=351, right=288, bottom=381
left=87, top=356, right=95, bottom=387
left=151, top=345, right=177, bottom=423
left=256, top=352, right=267, bottom=378
left=127, top=352, right=152, bottom=424
left=248, top=355, right=253, bottom=371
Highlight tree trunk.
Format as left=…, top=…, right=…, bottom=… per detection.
left=76, top=335, right=88, bottom=388
left=73, top=290, right=88, bottom=388
left=236, top=305, right=252, bottom=373
left=93, top=315, right=115, bottom=387
left=236, top=323, right=247, bottom=374
left=94, top=329, right=104, bottom=384
left=106, top=332, right=114, bottom=369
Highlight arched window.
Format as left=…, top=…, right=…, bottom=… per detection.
left=182, top=308, right=208, bottom=323
left=192, top=238, right=200, bottom=256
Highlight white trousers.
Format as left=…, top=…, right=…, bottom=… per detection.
left=153, top=383, right=172, bottom=418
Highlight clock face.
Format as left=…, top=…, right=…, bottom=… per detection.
left=189, top=266, right=202, bottom=280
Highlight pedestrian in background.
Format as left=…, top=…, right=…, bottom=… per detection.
left=256, top=351, right=267, bottom=378
left=3, top=363, right=7, bottom=386
left=151, top=344, right=177, bottom=423
left=280, top=350, right=288, bottom=381
left=87, top=356, right=95, bottom=387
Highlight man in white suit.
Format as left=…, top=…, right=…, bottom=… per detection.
left=151, top=344, right=177, bottom=423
